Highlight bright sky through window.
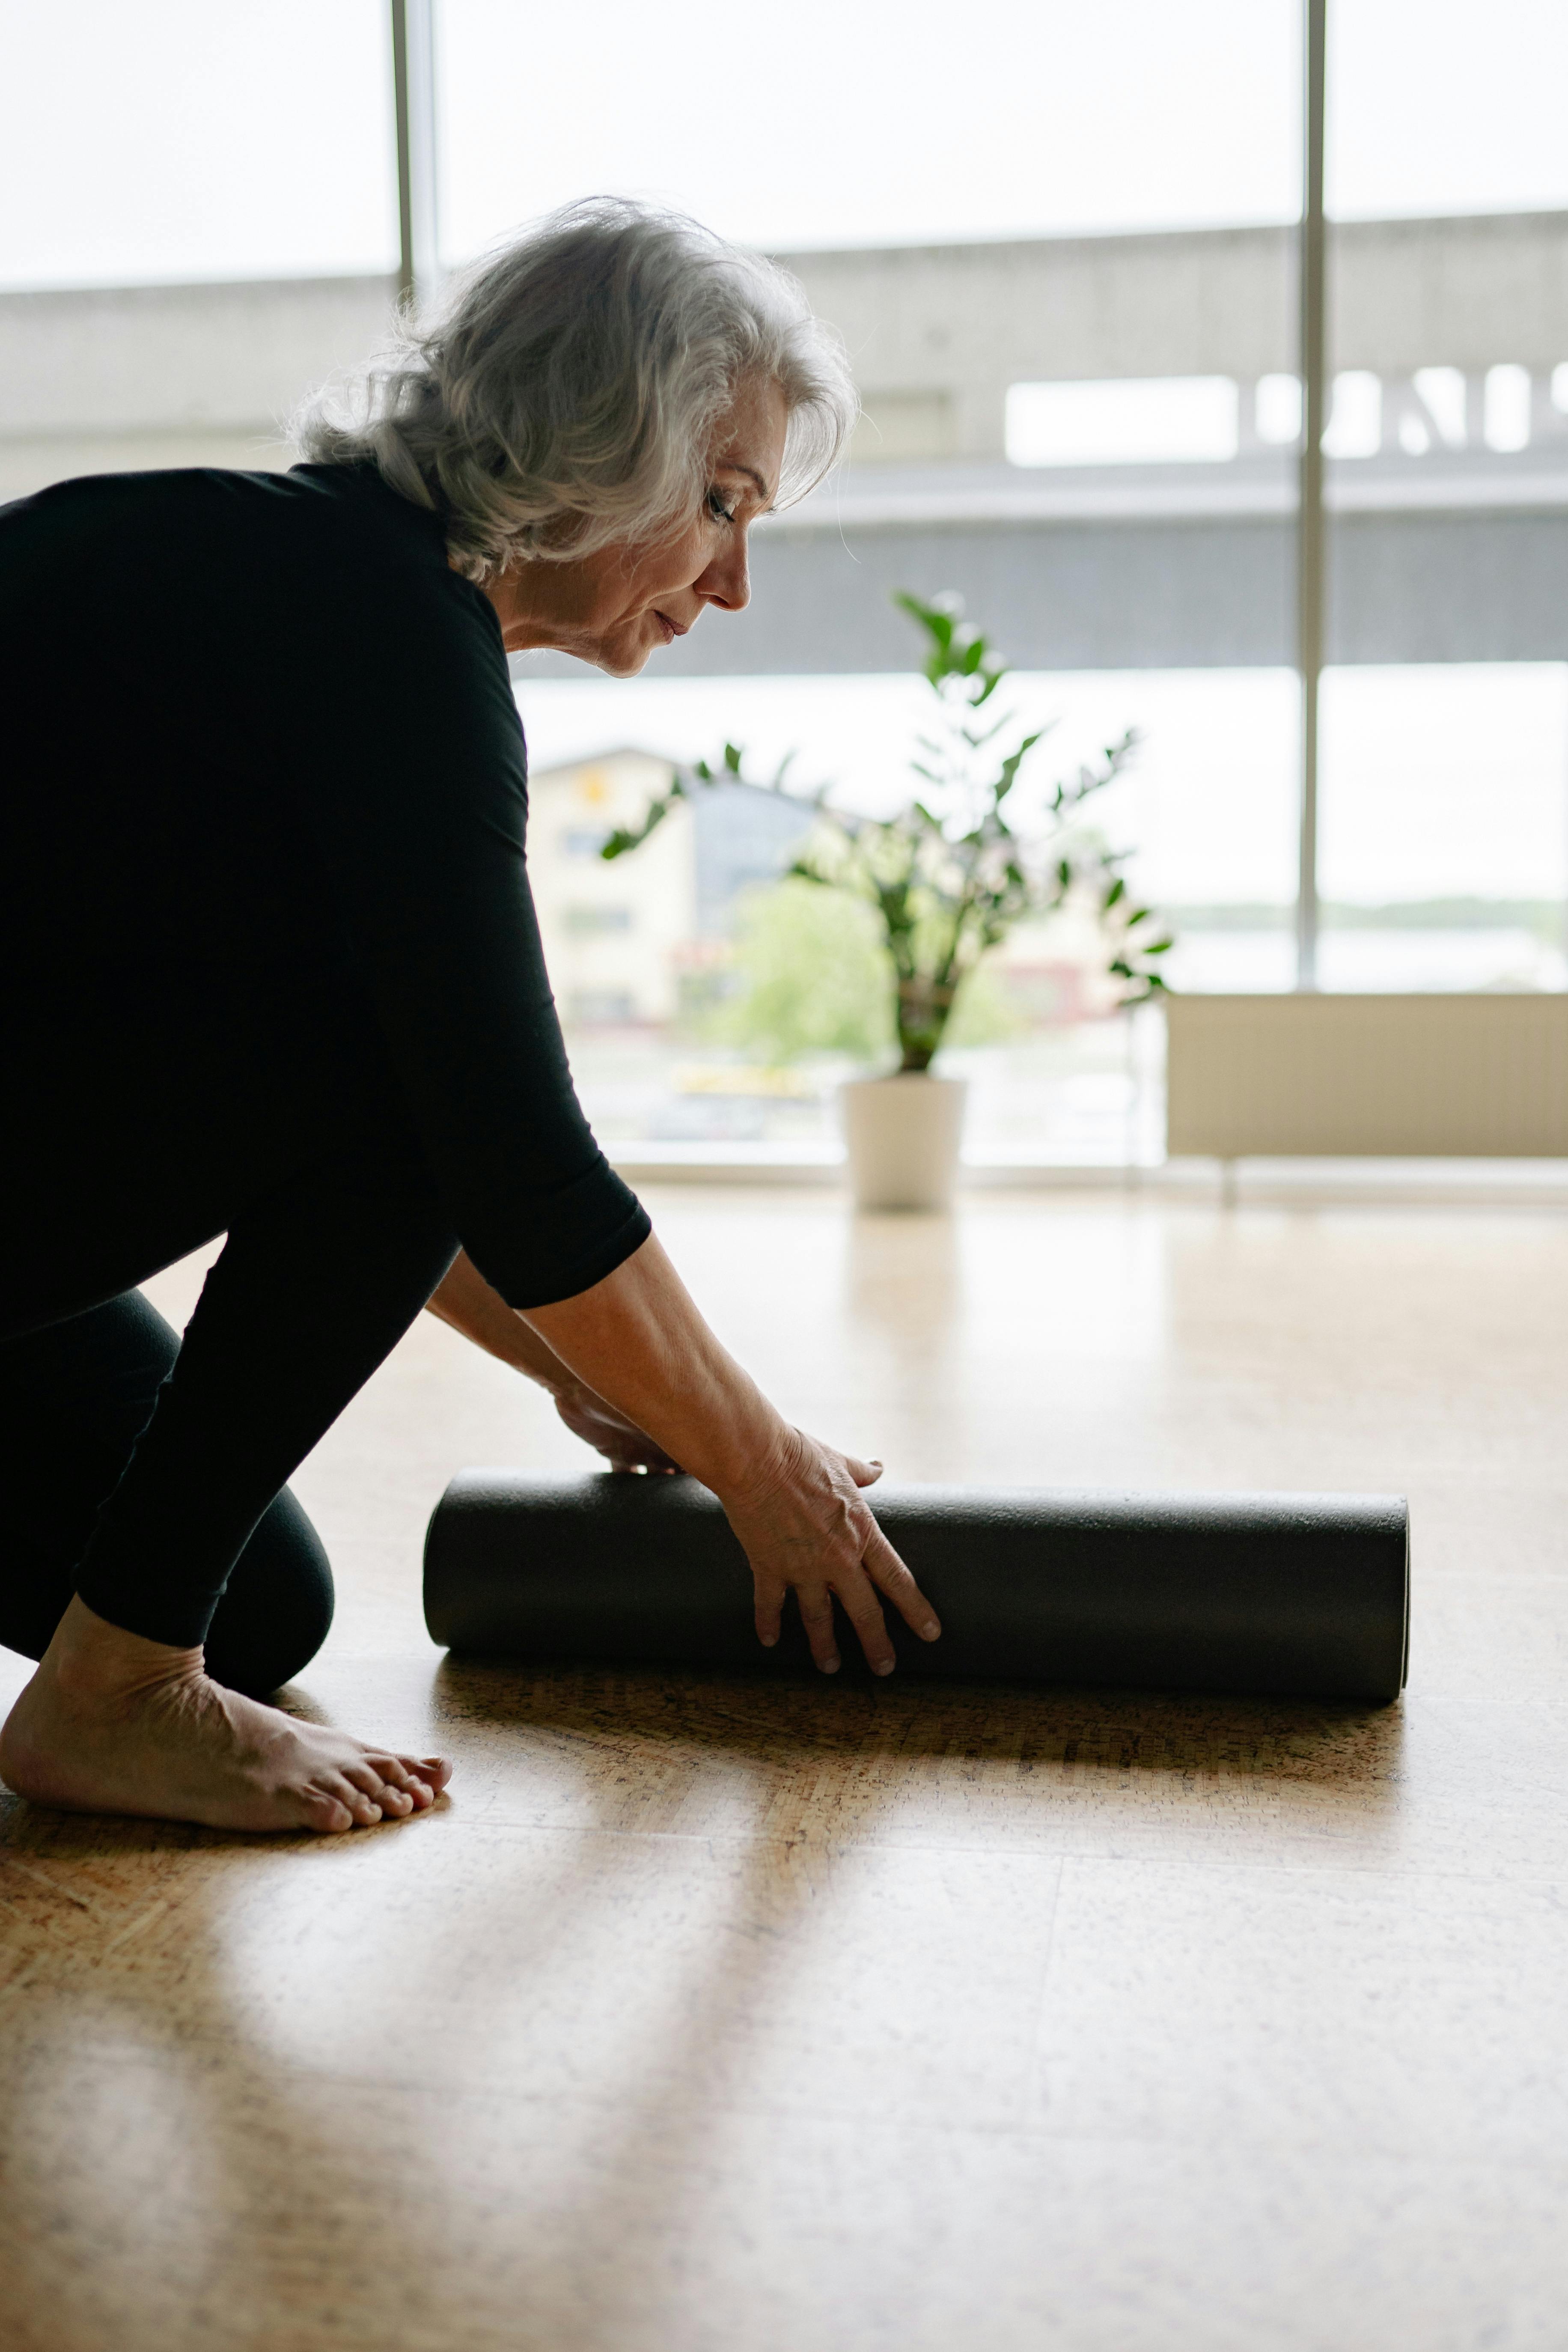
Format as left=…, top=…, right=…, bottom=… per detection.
left=4, top=0, right=1568, bottom=289
left=0, top=0, right=397, bottom=288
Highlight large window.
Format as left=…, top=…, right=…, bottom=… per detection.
left=437, top=0, right=1302, bottom=1163
left=6, top=3, right=1567, bottom=1167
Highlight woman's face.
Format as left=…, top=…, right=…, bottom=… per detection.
left=483, top=375, right=789, bottom=676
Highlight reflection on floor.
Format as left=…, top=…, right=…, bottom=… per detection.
left=3, top=1188, right=1567, bottom=2352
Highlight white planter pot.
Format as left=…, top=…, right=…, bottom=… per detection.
left=839, top=1074, right=969, bottom=1211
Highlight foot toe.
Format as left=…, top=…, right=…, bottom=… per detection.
left=325, top=1771, right=382, bottom=1826
left=300, top=1789, right=355, bottom=1835
left=345, top=1760, right=411, bottom=1814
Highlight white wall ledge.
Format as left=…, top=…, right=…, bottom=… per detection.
left=609, top=1145, right=1568, bottom=1205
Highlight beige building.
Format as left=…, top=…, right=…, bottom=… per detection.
left=525, top=751, right=689, bottom=1027
left=525, top=748, right=820, bottom=1027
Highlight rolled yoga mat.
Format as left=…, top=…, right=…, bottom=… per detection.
left=424, top=1471, right=1410, bottom=1703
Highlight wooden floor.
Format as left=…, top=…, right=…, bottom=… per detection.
left=3, top=1187, right=1568, bottom=2352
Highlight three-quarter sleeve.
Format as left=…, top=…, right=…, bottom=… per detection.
left=283, top=550, right=649, bottom=1309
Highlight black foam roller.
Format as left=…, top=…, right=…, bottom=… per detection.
left=424, top=1471, right=1409, bottom=1703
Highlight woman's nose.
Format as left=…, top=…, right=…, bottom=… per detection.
left=698, top=530, right=752, bottom=613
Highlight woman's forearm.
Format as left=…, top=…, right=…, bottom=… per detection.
left=521, top=1233, right=785, bottom=1501
left=428, top=1242, right=770, bottom=1481
left=425, top=1250, right=578, bottom=1392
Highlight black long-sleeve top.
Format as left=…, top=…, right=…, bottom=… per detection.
left=0, top=462, right=650, bottom=1308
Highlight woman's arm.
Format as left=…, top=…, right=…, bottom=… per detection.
left=425, top=1251, right=680, bottom=1472
left=520, top=1233, right=942, bottom=1677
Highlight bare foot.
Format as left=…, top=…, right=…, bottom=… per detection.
left=0, top=1597, right=453, bottom=1836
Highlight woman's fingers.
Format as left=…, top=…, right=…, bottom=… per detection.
left=732, top=1431, right=939, bottom=1676
left=754, top=1577, right=785, bottom=1649
left=759, top=1549, right=920, bottom=1679
left=862, top=1523, right=942, bottom=1642
left=794, top=1584, right=842, bottom=1674
left=771, top=1559, right=905, bottom=1677
left=829, top=1563, right=897, bottom=1676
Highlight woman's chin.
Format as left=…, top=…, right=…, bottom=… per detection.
left=589, top=631, right=657, bottom=679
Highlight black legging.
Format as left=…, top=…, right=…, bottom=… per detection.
left=2, top=1114, right=459, bottom=1679
left=0, top=1292, right=334, bottom=1696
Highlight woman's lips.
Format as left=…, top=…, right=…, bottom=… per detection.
left=653, top=612, right=687, bottom=644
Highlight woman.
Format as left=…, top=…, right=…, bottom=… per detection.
left=0, top=200, right=940, bottom=1839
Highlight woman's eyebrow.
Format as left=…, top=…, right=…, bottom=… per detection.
left=719, top=461, right=774, bottom=503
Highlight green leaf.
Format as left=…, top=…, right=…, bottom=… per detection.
left=895, top=589, right=955, bottom=654
left=600, top=775, right=687, bottom=858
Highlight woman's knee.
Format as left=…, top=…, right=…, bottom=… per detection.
left=202, top=1489, right=335, bottom=1696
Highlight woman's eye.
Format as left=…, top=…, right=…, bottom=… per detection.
left=707, top=487, right=737, bottom=524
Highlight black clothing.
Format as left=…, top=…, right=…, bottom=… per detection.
left=3, top=463, right=648, bottom=1315
left=59, top=1113, right=457, bottom=1649
left=0, top=463, right=647, bottom=1654
left=0, top=1293, right=334, bottom=1695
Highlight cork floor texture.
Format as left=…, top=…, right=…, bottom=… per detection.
left=2, top=1186, right=1566, bottom=2352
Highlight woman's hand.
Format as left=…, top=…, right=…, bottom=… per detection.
left=718, top=1426, right=941, bottom=1677
left=553, top=1383, right=681, bottom=1474
left=520, top=1232, right=944, bottom=1677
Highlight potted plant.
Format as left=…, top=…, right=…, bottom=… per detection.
left=603, top=591, right=1172, bottom=1208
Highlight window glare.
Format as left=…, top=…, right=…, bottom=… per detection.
left=1322, top=372, right=1383, bottom=460
left=1254, top=375, right=1303, bottom=446
left=1483, top=365, right=1532, bottom=453
left=1006, top=379, right=1240, bottom=469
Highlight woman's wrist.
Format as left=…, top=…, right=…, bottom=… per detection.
left=668, top=1383, right=794, bottom=1504
left=522, top=1233, right=797, bottom=1500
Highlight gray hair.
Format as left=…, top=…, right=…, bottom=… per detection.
left=295, top=197, right=857, bottom=581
